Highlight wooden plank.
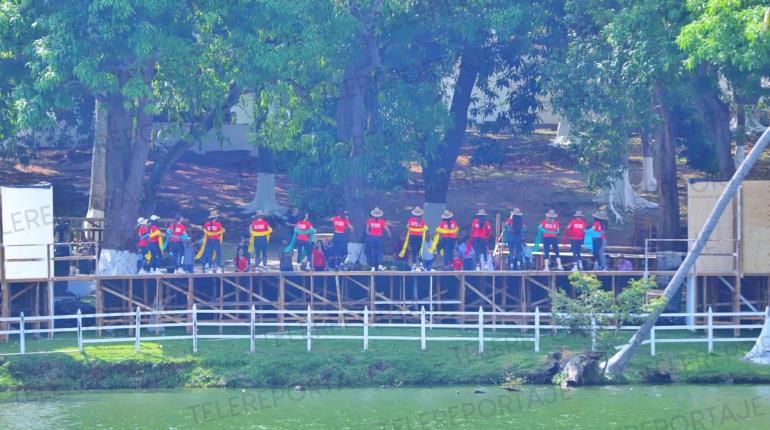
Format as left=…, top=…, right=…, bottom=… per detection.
left=741, top=181, right=770, bottom=274
left=688, top=181, right=736, bottom=273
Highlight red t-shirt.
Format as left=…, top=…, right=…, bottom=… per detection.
left=234, top=256, right=248, bottom=272
left=565, top=219, right=588, bottom=241
left=407, top=217, right=426, bottom=236
left=367, top=218, right=386, bottom=236
left=540, top=219, right=560, bottom=238
left=250, top=219, right=270, bottom=233
left=296, top=220, right=313, bottom=241
left=312, top=248, right=326, bottom=268
left=471, top=218, right=491, bottom=239
left=203, top=220, right=224, bottom=241
left=332, top=216, right=349, bottom=234
left=168, top=222, right=186, bottom=242
left=149, top=225, right=160, bottom=243
left=136, top=225, right=149, bottom=247
left=438, top=220, right=458, bottom=238
left=593, top=221, right=606, bottom=240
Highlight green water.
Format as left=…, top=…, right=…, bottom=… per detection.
left=0, top=385, right=768, bottom=430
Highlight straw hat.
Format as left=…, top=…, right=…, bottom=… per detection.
left=411, top=206, right=425, bottom=216
left=440, top=210, right=454, bottom=219
left=593, top=210, right=609, bottom=220
left=370, top=207, right=384, bottom=217
left=476, top=209, right=488, bottom=216
left=136, top=217, right=147, bottom=226
left=208, top=209, right=220, bottom=218
left=511, top=208, right=523, bottom=217
left=545, top=209, right=558, bottom=218
left=149, top=214, right=160, bottom=221
left=574, top=210, right=584, bottom=217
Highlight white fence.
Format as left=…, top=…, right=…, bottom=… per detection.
left=0, top=306, right=767, bottom=357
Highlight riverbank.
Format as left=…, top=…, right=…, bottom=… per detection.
left=1, top=329, right=769, bottom=392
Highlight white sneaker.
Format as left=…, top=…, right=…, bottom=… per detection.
left=557, top=266, right=564, bottom=271
left=571, top=266, right=578, bottom=272
left=543, top=266, right=550, bottom=272
left=378, top=265, right=386, bottom=271
left=138, top=269, right=146, bottom=275
left=370, top=267, right=376, bottom=272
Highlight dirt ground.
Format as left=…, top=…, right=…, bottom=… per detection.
left=7, top=130, right=763, bottom=249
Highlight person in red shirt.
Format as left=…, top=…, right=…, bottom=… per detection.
left=366, top=207, right=392, bottom=271
left=136, top=217, right=150, bottom=273
left=430, top=210, right=459, bottom=270
left=591, top=210, right=609, bottom=271
left=564, top=210, right=588, bottom=271
left=312, top=240, right=327, bottom=271
left=294, top=214, right=314, bottom=271
left=540, top=210, right=564, bottom=271
left=168, top=214, right=187, bottom=273
left=233, top=247, right=248, bottom=272
left=469, top=209, right=492, bottom=271
left=249, top=210, right=272, bottom=271
left=200, top=209, right=225, bottom=273
left=404, top=207, right=428, bottom=270
left=330, top=210, right=354, bottom=270
left=147, top=214, right=163, bottom=273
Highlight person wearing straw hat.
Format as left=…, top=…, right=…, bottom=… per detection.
left=147, top=214, right=164, bottom=273
left=467, top=209, right=492, bottom=271
left=197, top=209, right=225, bottom=273
left=565, top=210, right=588, bottom=271
left=330, top=210, right=354, bottom=270
left=504, top=208, right=525, bottom=270
left=591, top=210, right=609, bottom=271
left=135, top=217, right=150, bottom=274
left=399, top=206, right=428, bottom=271
left=249, top=210, right=272, bottom=271
left=429, top=210, right=459, bottom=270
left=538, top=209, right=564, bottom=271
left=366, top=207, right=392, bottom=271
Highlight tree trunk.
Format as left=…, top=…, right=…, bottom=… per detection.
left=694, top=70, right=734, bottom=179
left=422, top=46, right=480, bottom=207
left=87, top=98, right=107, bottom=219
left=605, top=125, right=770, bottom=377
left=735, top=103, right=746, bottom=167
left=336, top=1, right=382, bottom=244
left=241, top=146, right=284, bottom=216
left=638, top=129, right=657, bottom=192
left=653, top=84, right=682, bottom=244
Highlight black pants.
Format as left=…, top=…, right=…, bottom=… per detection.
left=440, top=237, right=456, bottom=267
left=507, top=236, right=523, bottom=269
left=570, top=239, right=582, bottom=266
left=332, top=233, right=348, bottom=267
left=170, top=241, right=184, bottom=269
left=201, top=239, right=222, bottom=269
left=543, top=237, right=559, bottom=264
left=253, top=236, right=268, bottom=267
left=367, top=236, right=384, bottom=269
left=473, top=237, right=488, bottom=266
left=137, top=246, right=148, bottom=272
left=148, top=242, right=162, bottom=270
left=593, top=238, right=606, bottom=270
left=408, top=235, right=422, bottom=264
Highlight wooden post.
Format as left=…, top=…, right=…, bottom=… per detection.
left=307, top=305, right=313, bottom=352
left=250, top=305, right=256, bottom=353
left=134, top=306, right=141, bottom=353
left=218, top=276, right=224, bottom=334
left=734, top=275, right=742, bottom=336
left=650, top=327, right=656, bottom=356
left=77, top=309, right=83, bottom=353
left=534, top=307, right=540, bottom=352
left=369, top=274, right=375, bottom=324
left=186, top=277, right=193, bottom=335
left=707, top=306, right=714, bottom=354
left=19, top=312, right=25, bottom=354
left=192, top=303, right=198, bottom=353
left=459, top=275, right=466, bottom=324
left=478, top=306, right=484, bottom=355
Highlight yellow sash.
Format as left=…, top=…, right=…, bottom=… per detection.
left=398, top=226, right=428, bottom=258
left=428, top=226, right=459, bottom=254
left=248, top=227, right=273, bottom=253
left=149, top=230, right=165, bottom=256
left=195, top=229, right=225, bottom=261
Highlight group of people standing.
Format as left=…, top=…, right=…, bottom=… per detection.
left=134, top=205, right=610, bottom=274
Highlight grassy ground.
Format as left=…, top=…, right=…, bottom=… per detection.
left=1, top=326, right=769, bottom=392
